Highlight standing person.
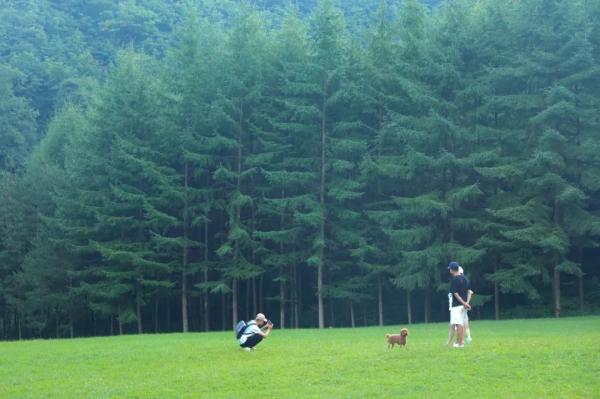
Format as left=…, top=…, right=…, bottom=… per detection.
left=446, top=266, right=474, bottom=345
left=239, top=313, right=273, bottom=351
left=447, top=262, right=471, bottom=348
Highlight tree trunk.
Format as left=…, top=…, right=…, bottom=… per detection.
left=317, top=247, right=325, bottom=329
left=251, top=201, right=257, bottom=319
left=578, top=247, right=584, bottom=314
left=232, top=278, right=238, bottom=327
left=280, top=276, right=285, bottom=330
left=424, top=286, right=430, bottom=323
left=406, top=290, right=412, bottom=325
left=554, top=262, right=561, bottom=318
left=181, top=264, right=189, bottom=332
left=252, top=277, right=257, bottom=318
left=349, top=301, right=355, bottom=328
left=232, top=100, right=243, bottom=329
left=182, top=162, right=190, bottom=333
left=55, top=309, right=59, bottom=339
left=292, top=265, right=299, bottom=329
left=295, top=265, right=301, bottom=329
left=221, top=293, right=226, bottom=331
left=203, top=221, right=210, bottom=332
left=378, top=277, right=383, bottom=326
left=329, top=297, right=335, bottom=327
left=68, top=278, right=74, bottom=337
left=166, top=298, right=171, bottom=332
left=18, top=312, right=22, bottom=340
left=259, top=275, right=264, bottom=311
left=553, top=203, right=561, bottom=318
left=118, top=304, right=124, bottom=335
left=245, top=279, right=251, bottom=322
left=578, top=275, right=584, bottom=314
left=279, top=188, right=286, bottom=329
left=136, top=290, right=143, bottom=334
left=288, top=266, right=293, bottom=329
left=318, top=77, right=327, bottom=330
left=494, top=262, right=500, bottom=320
left=154, top=296, right=159, bottom=333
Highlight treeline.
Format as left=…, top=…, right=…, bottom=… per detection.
left=1, top=0, right=600, bottom=339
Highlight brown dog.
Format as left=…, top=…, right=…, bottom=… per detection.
left=386, top=328, right=409, bottom=349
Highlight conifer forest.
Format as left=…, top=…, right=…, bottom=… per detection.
left=1, top=0, right=600, bottom=339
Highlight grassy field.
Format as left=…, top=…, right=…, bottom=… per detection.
left=1, top=316, right=599, bottom=398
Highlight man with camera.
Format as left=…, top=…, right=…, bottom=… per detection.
left=239, top=313, right=273, bottom=351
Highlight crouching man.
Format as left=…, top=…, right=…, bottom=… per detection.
left=239, top=313, right=273, bottom=351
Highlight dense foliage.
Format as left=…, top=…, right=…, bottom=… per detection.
left=1, top=0, right=599, bottom=339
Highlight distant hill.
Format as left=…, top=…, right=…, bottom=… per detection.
left=241, top=0, right=442, bottom=15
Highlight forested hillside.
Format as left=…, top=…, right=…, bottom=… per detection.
left=1, top=0, right=599, bottom=339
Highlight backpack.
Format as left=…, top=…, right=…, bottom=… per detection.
left=235, top=320, right=248, bottom=339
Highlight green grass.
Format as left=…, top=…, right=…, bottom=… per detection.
left=1, top=316, right=599, bottom=398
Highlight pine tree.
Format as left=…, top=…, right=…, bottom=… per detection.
left=15, top=105, right=88, bottom=338
left=358, top=0, right=404, bottom=326
left=253, top=6, right=321, bottom=328
left=0, top=66, right=38, bottom=173
left=159, top=10, right=228, bottom=332
left=454, top=0, right=542, bottom=319
left=323, top=39, right=373, bottom=326
left=364, top=0, right=445, bottom=324
left=56, top=51, right=172, bottom=334
left=0, top=174, right=34, bottom=339
left=309, top=0, right=349, bottom=329
left=511, top=0, right=600, bottom=317
left=213, top=4, right=270, bottom=328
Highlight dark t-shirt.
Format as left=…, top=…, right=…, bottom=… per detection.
left=450, top=275, right=469, bottom=308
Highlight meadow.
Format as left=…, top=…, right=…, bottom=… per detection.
left=1, top=316, right=599, bottom=398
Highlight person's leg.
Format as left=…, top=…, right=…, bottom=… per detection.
left=456, top=324, right=464, bottom=346
left=240, top=334, right=263, bottom=349
left=450, top=306, right=465, bottom=347
left=446, top=323, right=455, bottom=346
left=464, top=316, right=472, bottom=342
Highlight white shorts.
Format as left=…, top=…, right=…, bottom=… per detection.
left=450, top=306, right=466, bottom=326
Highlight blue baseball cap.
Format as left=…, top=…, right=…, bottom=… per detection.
left=448, top=261, right=460, bottom=271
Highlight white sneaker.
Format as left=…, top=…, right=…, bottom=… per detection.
left=466, top=336, right=472, bottom=343
left=453, top=343, right=464, bottom=348
left=244, top=347, right=252, bottom=352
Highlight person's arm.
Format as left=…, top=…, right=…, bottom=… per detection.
left=258, top=324, right=272, bottom=338
left=453, top=292, right=471, bottom=310
left=466, top=289, right=474, bottom=305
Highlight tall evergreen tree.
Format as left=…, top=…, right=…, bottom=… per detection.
left=310, top=0, right=349, bottom=329
left=214, top=4, right=270, bottom=328
left=254, top=6, right=321, bottom=328
left=0, top=66, right=38, bottom=173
